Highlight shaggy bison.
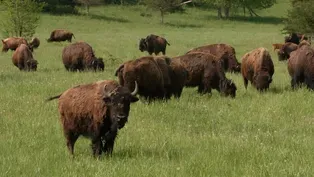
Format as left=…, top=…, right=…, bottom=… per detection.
left=47, top=29, right=75, bottom=42
left=241, top=47, right=274, bottom=91
left=288, top=44, right=314, bottom=90
left=277, top=42, right=298, bottom=61
left=29, top=37, right=40, bottom=49
left=186, top=43, right=241, bottom=73
left=46, top=80, right=139, bottom=157
left=12, top=44, right=38, bottom=71
left=115, top=56, right=167, bottom=101
left=139, top=34, right=170, bottom=55
left=2, top=37, right=28, bottom=52
left=172, top=52, right=237, bottom=98
left=284, top=33, right=309, bottom=45
left=62, top=42, right=104, bottom=72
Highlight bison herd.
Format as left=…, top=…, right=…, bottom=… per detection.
left=3, top=30, right=313, bottom=158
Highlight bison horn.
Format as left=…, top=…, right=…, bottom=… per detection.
left=131, top=81, right=138, bottom=96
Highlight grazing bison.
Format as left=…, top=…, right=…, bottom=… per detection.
left=47, top=29, right=75, bottom=42
left=186, top=43, right=241, bottom=73
left=46, top=80, right=139, bottom=157
left=277, top=42, right=298, bottom=61
left=288, top=45, right=314, bottom=89
left=172, top=52, right=237, bottom=97
left=29, top=37, right=40, bottom=49
left=284, top=33, right=309, bottom=45
left=139, top=34, right=170, bottom=55
left=12, top=44, right=38, bottom=71
left=115, top=56, right=166, bottom=101
left=62, top=42, right=104, bottom=72
left=2, top=37, right=29, bottom=52
left=241, top=47, right=274, bottom=91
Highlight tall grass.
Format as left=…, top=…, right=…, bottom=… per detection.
left=1, top=2, right=314, bottom=177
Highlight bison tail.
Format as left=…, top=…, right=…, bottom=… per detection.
left=166, top=41, right=170, bottom=46
left=114, top=64, right=124, bottom=76
left=72, top=33, right=76, bottom=39
left=46, top=94, right=62, bottom=102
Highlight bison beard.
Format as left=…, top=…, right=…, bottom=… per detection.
left=46, top=80, right=139, bottom=157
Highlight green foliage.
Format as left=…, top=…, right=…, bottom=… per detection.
left=1, top=0, right=44, bottom=39
left=283, top=0, right=314, bottom=34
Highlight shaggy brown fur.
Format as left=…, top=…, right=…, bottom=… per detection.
left=186, top=43, right=241, bottom=73
left=62, top=42, right=104, bottom=72
left=2, top=37, right=28, bottom=52
left=287, top=45, right=314, bottom=90
left=172, top=52, right=237, bottom=97
left=29, top=37, right=40, bottom=49
left=47, top=29, right=75, bottom=42
left=139, top=34, right=170, bottom=55
left=272, top=43, right=284, bottom=52
left=241, top=47, right=274, bottom=91
left=115, top=56, right=166, bottom=101
left=46, top=80, right=139, bottom=157
left=278, top=42, right=298, bottom=61
left=12, top=44, right=38, bottom=71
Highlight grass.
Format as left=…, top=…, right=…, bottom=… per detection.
left=1, top=1, right=314, bottom=176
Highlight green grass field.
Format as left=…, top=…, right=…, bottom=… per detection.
left=2, top=1, right=314, bottom=176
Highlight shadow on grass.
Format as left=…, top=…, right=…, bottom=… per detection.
left=268, top=86, right=291, bottom=94
left=205, top=15, right=285, bottom=25
left=113, top=147, right=181, bottom=160
left=89, top=14, right=129, bottom=23
left=164, top=22, right=203, bottom=28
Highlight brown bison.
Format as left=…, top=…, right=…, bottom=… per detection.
left=241, top=47, right=274, bottom=91
left=62, top=42, right=104, bottom=72
left=139, top=34, right=170, bottom=55
left=284, top=33, right=309, bottom=45
left=12, top=44, right=38, bottom=71
left=288, top=45, right=314, bottom=89
left=46, top=80, right=139, bottom=157
left=29, top=37, right=40, bottom=49
left=115, top=56, right=167, bottom=101
left=172, top=52, right=237, bottom=98
left=277, top=42, right=298, bottom=61
left=47, top=29, right=75, bottom=42
left=2, top=37, right=28, bottom=52
left=186, top=43, right=241, bottom=73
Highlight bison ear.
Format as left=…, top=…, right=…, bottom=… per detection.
left=130, top=96, right=139, bottom=103
left=1, top=40, right=4, bottom=44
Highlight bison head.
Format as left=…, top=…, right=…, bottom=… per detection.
left=92, top=58, right=105, bottom=71
left=139, top=38, right=147, bottom=52
left=103, top=82, right=139, bottom=129
left=1, top=40, right=8, bottom=52
left=26, top=59, right=38, bottom=71
left=219, top=79, right=237, bottom=98
left=253, top=72, right=272, bottom=91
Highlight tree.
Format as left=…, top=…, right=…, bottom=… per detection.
left=75, top=0, right=102, bottom=15
left=283, top=0, right=314, bottom=34
left=1, top=0, right=44, bottom=39
left=144, top=0, right=192, bottom=24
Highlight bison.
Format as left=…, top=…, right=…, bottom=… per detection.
left=12, top=44, right=38, bottom=71
left=277, top=42, right=298, bottom=61
left=62, top=42, right=104, bottom=72
left=2, top=37, right=29, bottom=52
left=139, top=34, right=170, bottom=55
left=115, top=56, right=167, bottom=101
left=272, top=43, right=284, bottom=52
left=241, top=47, right=274, bottom=91
left=29, top=37, right=40, bottom=49
left=186, top=43, right=241, bottom=73
left=284, top=33, right=309, bottom=45
left=288, top=45, right=314, bottom=90
left=46, top=80, right=139, bottom=157
left=47, top=29, right=75, bottom=42
left=172, top=52, right=237, bottom=98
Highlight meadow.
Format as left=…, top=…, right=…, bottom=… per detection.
left=1, top=1, right=314, bottom=176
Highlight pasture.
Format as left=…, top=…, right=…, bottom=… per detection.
left=1, top=1, right=314, bottom=176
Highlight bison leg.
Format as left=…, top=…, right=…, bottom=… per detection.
left=65, top=132, right=79, bottom=156
left=103, top=123, right=118, bottom=155
left=91, top=137, right=102, bottom=158
left=243, top=77, right=248, bottom=89
left=173, top=88, right=183, bottom=98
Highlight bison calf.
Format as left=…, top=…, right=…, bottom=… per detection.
left=241, top=47, right=274, bottom=91
left=47, top=29, right=75, bottom=42
left=12, top=44, right=38, bottom=71
left=172, top=52, right=237, bottom=98
left=62, top=42, right=104, bottom=72
left=46, top=80, right=139, bottom=157
left=139, top=34, right=170, bottom=55
left=186, top=43, right=241, bottom=73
